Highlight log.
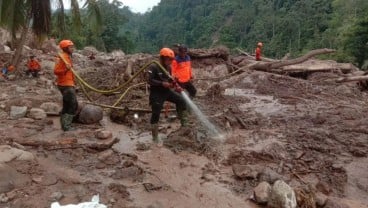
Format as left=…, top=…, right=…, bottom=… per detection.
left=17, top=137, right=119, bottom=151
left=251, top=48, right=336, bottom=71
left=188, top=46, right=229, bottom=60
left=281, top=62, right=357, bottom=73
left=335, top=75, right=368, bottom=83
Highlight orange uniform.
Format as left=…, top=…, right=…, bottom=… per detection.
left=27, top=60, right=40, bottom=71
left=54, top=52, right=75, bottom=86
left=255, top=47, right=262, bottom=61
left=171, top=55, right=192, bottom=83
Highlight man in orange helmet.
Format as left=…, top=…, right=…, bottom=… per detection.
left=147, top=47, right=188, bottom=143
left=26, top=55, right=41, bottom=78
left=54, top=39, right=78, bottom=131
left=171, top=44, right=197, bottom=98
left=255, top=42, right=263, bottom=61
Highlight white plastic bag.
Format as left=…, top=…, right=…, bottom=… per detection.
left=51, top=195, right=107, bottom=208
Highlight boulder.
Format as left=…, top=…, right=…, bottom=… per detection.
left=78, top=104, right=103, bottom=124
left=0, top=145, right=35, bottom=162
left=10, top=106, right=27, bottom=119
left=268, top=180, right=297, bottom=208
left=28, top=108, right=47, bottom=120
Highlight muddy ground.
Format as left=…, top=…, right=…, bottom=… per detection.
left=0, top=51, right=367, bottom=208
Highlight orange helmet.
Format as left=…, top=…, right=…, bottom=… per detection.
left=59, top=40, right=74, bottom=49
left=160, top=48, right=175, bottom=59
left=8, top=65, right=15, bottom=72
left=257, top=42, right=263, bottom=47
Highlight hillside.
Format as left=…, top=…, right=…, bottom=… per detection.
left=123, top=0, right=368, bottom=66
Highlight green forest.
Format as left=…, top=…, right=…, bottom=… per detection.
left=30, top=0, right=368, bottom=68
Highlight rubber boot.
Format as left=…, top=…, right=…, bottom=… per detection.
left=151, top=123, right=159, bottom=143
left=177, top=110, right=188, bottom=127
left=61, top=114, right=75, bottom=131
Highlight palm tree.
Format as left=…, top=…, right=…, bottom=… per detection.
left=0, top=0, right=101, bottom=70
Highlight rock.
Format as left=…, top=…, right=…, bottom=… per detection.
left=315, top=192, right=328, bottom=207
left=10, top=106, right=27, bottom=119
left=78, top=104, right=103, bottom=124
left=96, top=130, right=113, bottom=140
left=0, top=145, right=34, bottom=162
left=15, top=86, right=27, bottom=93
left=0, top=193, right=9, bottom=203
left=253, top=181, right=271, bottom=204
left=7, top=74, right=16, bottom=81
left=232, top=164, right=259, bottom=180
left=268, top=180, right=297, bottom=208
left=0, top=163, right=30, bottom=194
left=98, top=149, right=114, bottom=161
left=258, top=167, right=284, bottom=184
left=28, top=108, right=47, bottom=120
left=316, top=181, right=331, bottom=195
left=40, top=102, right=61, bottom=115
left=324, top=198, right=350, bottom=208
left=50, top=192, right=64, bottom=201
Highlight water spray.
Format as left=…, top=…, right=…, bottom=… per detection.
left=181, top=91, right=225, bottom=141
left=157, top=62, right=225, bottom=141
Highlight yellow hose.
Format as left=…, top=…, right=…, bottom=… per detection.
left=57, top=53, right=170, bottom=109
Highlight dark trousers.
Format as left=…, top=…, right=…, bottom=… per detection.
left=178, top=81, right=197, bottom=98
left=58, top=86, right=78, bottom=115
left=26, top=70, right=39, bottom=77
left=150, top=89, right=186, bottom=124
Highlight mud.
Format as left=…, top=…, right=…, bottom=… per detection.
left=0, top=50, right=367, bottom=208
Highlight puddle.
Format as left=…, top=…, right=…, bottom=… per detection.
left=224, top=88, right=288, bottom=117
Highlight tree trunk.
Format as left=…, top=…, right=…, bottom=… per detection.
left=11, top=10, right=32, bottom=72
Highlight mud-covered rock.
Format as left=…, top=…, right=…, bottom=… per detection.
left=78, top=104, right=103, bottom=124
left=315, top=192, right=328, bottom=207
left=0, top=163, right=30, bottom=194
left=10, top=106, right=27, bottom=119
left=268, top=180, right=297, bottom=208
left=232, top=164, right=259, bottom=180
left=0, top=145, right=35, bottom=162
left=96, top=130, right=113, bottom=140
left=28, top=108, right=47, bottom=120
left=40, top=102, right=61, bottom=115
left=253, top=181, right=271, bottom=204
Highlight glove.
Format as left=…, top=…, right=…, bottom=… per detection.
left=162, top=81, right=172, bottom=88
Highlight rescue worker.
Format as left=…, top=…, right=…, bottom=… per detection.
left=255, top=42, right=263, bottom=61
left=54, top=40, right=78, bottom=131
left=1, top=63, right=14, bottom=79
left=171, top=44, right=197, bottom=98
left=147, top=47, right=188, bottom=143
left=26, top=55, right=41, bottom=77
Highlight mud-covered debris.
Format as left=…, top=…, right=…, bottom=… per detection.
left=108, top=183, right=130, bottom=197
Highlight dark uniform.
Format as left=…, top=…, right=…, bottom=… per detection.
left=147, top=63, right=187, bottom=125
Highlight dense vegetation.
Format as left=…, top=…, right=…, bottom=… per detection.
left=56, top=0, right=368, bottom=67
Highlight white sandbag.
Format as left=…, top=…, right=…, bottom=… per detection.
left=51, top=195, right=106, bottom=208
